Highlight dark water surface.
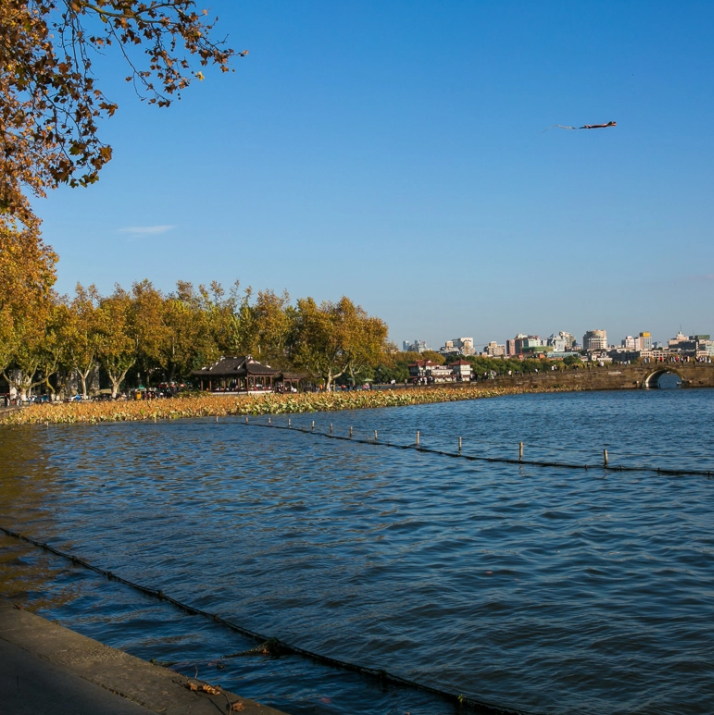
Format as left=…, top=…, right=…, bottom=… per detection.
left=1, top=390, right=713, bottom=715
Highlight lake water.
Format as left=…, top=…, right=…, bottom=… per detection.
left=1, top=389, right=713, bottom=715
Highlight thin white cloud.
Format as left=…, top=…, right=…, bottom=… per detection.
left=687, top=274, right=714, bottom=282
left=117, top=225, right=175, bottom=236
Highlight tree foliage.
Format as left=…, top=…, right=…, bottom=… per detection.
left=0, top=278, right=391, bottom=397
left=291, top=297, right=389, bottom=390
left=0, top=219, right=58, bottom=387
left=1, top=0, right=238, bottom=226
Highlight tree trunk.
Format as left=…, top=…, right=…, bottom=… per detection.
left=3, top=366, right=45, bottom=401
left=77, top=364, right=96, bottom=397
left=324, top=366, right=346, bottom=392
left=107, top=368, right=131, bottom=398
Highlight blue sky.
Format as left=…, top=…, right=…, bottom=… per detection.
left=35, top=1, right=714, bottom=349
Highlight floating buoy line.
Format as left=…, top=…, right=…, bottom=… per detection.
left=240, top=417, right=714, bottom=478
left=0, top=525, right=529, bottom=715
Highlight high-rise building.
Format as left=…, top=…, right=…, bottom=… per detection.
left=440, top=337, right=475, bottom=356
left=639, top=332, right=652, bottom=351
left=484, top=341, right=506, bottom=357
left=583, top=329, right=608, bottom=352
left=514, top=334, right=543, bottom=354
left=403, top=340, right=428, bottom=353
left=548, top=331, right=576, bottom=352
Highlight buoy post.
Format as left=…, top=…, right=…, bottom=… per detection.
left=519, top=442, right=524, bottom=461
left=603, top=449, right=609, bottom=467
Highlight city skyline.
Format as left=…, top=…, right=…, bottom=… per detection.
left=404, top=327, right=697, bottom=353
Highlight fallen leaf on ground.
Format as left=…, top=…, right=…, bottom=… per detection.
left=230, top=702, right=245, bottom=711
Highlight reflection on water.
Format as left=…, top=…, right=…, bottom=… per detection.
left=1, top=390, right=714, bottom=715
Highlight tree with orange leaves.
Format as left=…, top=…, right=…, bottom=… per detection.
left=0, top=220, right=58, bottom=394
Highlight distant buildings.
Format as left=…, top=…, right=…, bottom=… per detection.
left=514, top=334, right=545, bottom=355
left=418, top=326, right=713, bottom=366
left=483, top=341, right=506, bottom=357
left=609, top=330, right=714, bottom=362
left=403, top=340, right=428, bottom=353
left=548, top=332, right=577, bottom=352
left=408, top=360, right=470, bottom=383
left=583, top=329, right=608, bottom=352
left=439, top=337, right=476, bottom=356
left=450, top=359, right=473, bottom=381
left=665, top=332, right=714, bottom=358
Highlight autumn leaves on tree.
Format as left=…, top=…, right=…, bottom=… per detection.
left=0, top=0, right=235, bottom=226
left=0, top=282, right=390, bottom=398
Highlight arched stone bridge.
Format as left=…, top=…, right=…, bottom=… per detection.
left=487, top=362, right=714, bottom=391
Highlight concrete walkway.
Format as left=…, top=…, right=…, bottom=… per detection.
left=0, top=601, right=288, bottom=715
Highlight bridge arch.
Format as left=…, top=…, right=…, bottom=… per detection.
left=643, top=368, right=682, bottom=388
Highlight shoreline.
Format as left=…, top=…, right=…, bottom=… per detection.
left=0, top=384, right=580, bottom=426
left=0, top=600, right=287, bottom=715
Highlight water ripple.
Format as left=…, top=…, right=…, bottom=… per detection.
left=1, top=390, right=714, bottom=714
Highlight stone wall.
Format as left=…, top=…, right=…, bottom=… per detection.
left=484, top=363, right=714, bottom=391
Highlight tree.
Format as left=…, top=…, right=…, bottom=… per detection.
left=199, top=281, right=243, bottom=356
left=1, top=301, right=69, bottom=399
left=344, top=313, right=388, bottom=386
left=130, top=279, right=168, bottom=386
left=95, top=287, right=136, bottom=397
left=0, top=219, right=57, bottom=323
left=421, top=350, right=445, bottom=365
left=65, top=284, right=101, bottom=396
left=0, top=219, right=58, bottom=395
left=161, top=281, right=216, bottom=381
left=1, top=1, right=239, bottom=227
left=250, top=289, right=293, bottom=367
left=373, top=351, right=421, bottom=384
left=291, top=297, right=388, bottom=391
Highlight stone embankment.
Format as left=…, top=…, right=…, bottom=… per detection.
left=0, top=601, right=287, bottom=715
left=490, top=361, right=714, bottom=391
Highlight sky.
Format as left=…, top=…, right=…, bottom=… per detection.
left=33, top=1, right=714, bottom=349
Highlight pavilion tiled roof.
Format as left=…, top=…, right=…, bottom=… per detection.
left=191, top=356, right=305, bottom=381
left=191, top=356, right=276, bottom=378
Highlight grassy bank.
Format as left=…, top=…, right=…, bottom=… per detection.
left=0, top=384, right=579, bottom=426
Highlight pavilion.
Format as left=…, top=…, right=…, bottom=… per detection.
left=191, top=356, right=304, bottom=393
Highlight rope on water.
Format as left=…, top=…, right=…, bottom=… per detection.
left=248, top=420, right=714, bottom=478
left=0, top=525, right=531, bottom=715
